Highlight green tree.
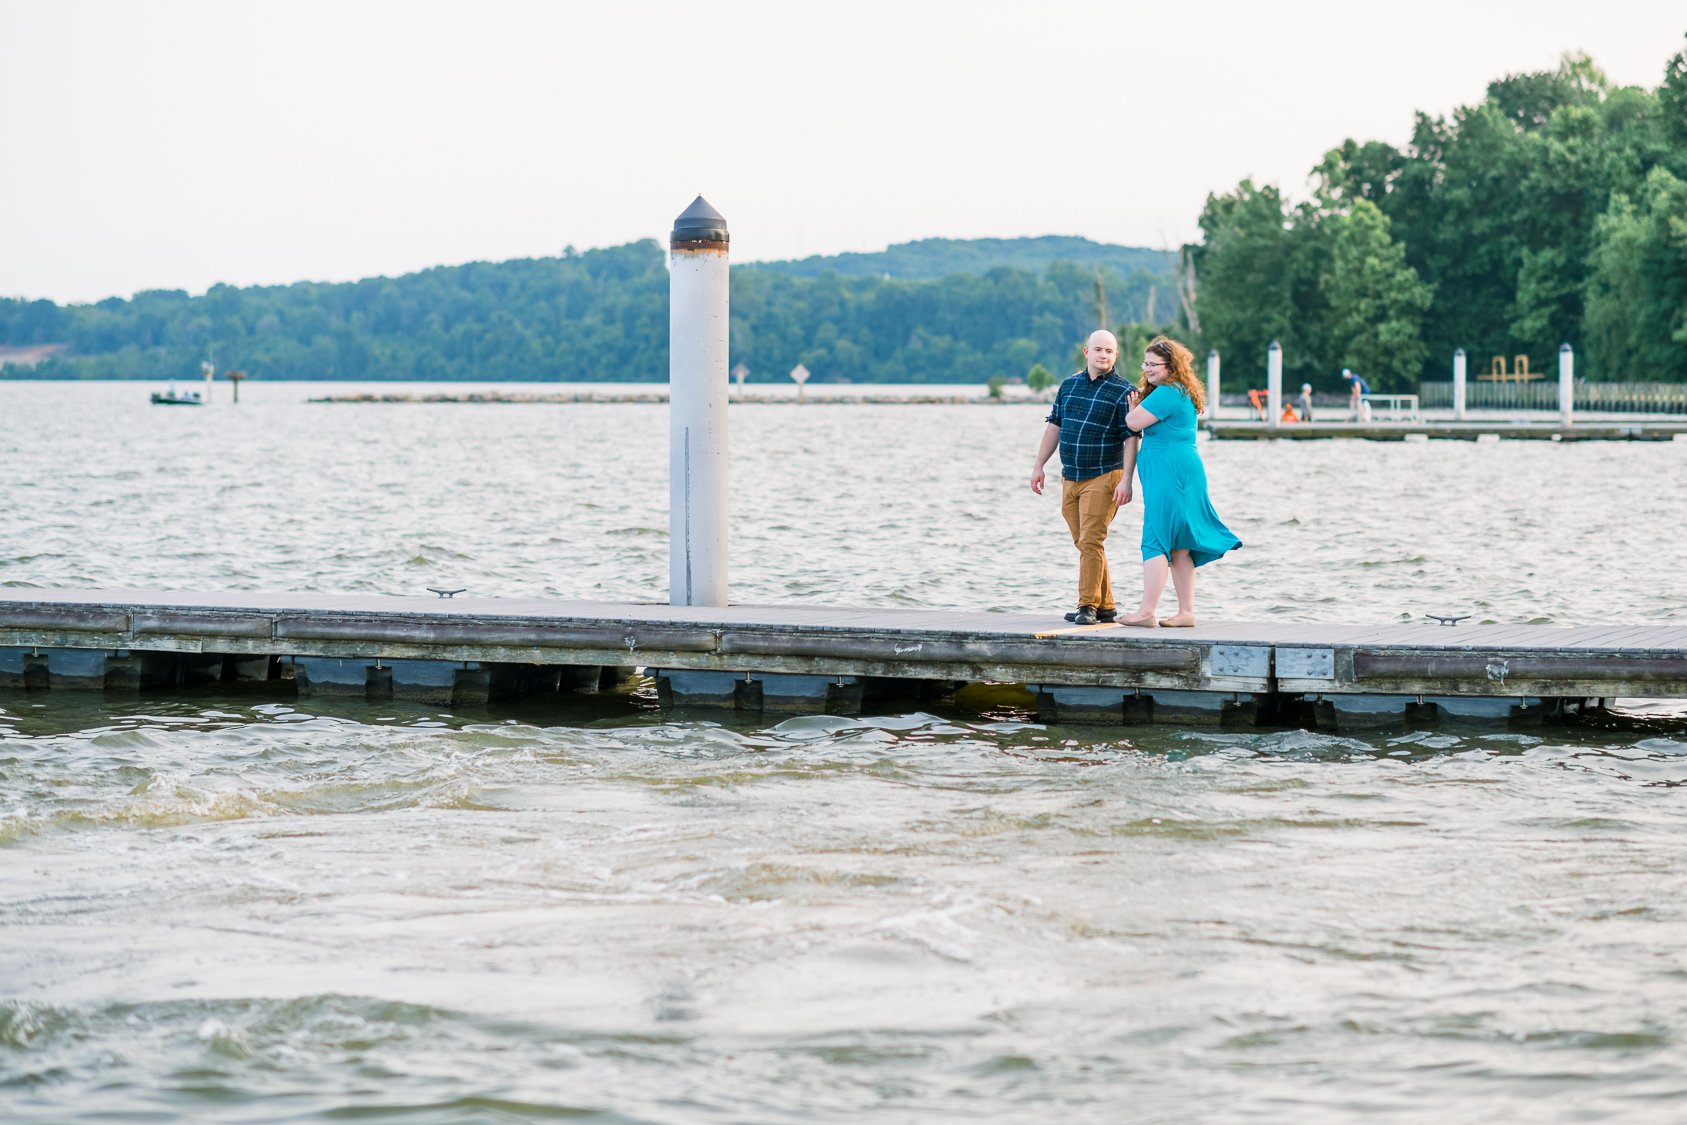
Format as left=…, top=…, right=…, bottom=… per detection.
left=1188, top=180, right=1295, bottom=383
left=1025, top=363, right=1055, bottom=394
left=1509, top=247, right=1579, bottom=348
left=1583, top=165, right=1687, bottom=381
left=1320, top=200, right=1433, bottom=392
left=1660, top=38, right=1687, bottom=162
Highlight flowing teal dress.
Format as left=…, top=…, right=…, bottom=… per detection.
left=1136, top=385, right=1242, bottom=566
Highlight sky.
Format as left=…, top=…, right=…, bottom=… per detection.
left=2, top=0, right=1683, bottom=305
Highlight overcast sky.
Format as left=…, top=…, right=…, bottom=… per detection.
left=2, top=0, right=1682, bottom=304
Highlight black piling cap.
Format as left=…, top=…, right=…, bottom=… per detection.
left=672, top=196, right=728, bottom=247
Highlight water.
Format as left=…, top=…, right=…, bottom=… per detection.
left=2, top=380, right=1686, bottom=1121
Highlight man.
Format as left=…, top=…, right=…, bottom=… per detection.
left=1029, top=330, right=1138, bottom=626
left=1298, top=382, right=1315, bottom=422
left=1343, top=367, right=1370, bottom=420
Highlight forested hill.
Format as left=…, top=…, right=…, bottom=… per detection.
left=0, top=237, right=1176, bottom=384
left=745, top=237, right=1173, bottom=281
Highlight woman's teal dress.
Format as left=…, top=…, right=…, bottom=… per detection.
left=1135, top=384, right=1241, bottom=566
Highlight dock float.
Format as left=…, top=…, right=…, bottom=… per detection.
left=2, top=590, right=1684, bottom=728
left=1206, top=420, right=1687, bottom=441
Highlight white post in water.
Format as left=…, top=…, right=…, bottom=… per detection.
left=1453, top=348, right=1467, bottom=420
left=201, top=359, right=214, bottom=403
left=1267, top=341, right=1282, bottom=431
left=1206, top=349, right=1220, bottom=419
left=668, top=195, right=730, bottom=607
left=1558, top=342, right=1574, bottom=428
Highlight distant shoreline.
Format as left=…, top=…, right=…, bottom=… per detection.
left=306, top=390, right=1041, bottom=405
left=0, top=376, right=1018, bottom=390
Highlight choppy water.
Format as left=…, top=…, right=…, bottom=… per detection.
left=3, top=381, right=1682, bottom=623
left=2, top=380, right=1686, bottom=1122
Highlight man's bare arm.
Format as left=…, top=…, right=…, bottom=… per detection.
left=1030, top=422, right=1060, bottom=495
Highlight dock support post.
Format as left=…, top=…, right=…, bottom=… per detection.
left=1267, top=341, right=1282, bottom=432
left=0, top=648, right=25, bottom=689
left=1453, top=348, right=1467, bottom=420
left=1559, top=343, right=1574, bottom=428
left=668, top=196, right=731, bottom=607
left=12, top=649, right=108, bottom=691
left=1206, top=350, right=1220, bottom=420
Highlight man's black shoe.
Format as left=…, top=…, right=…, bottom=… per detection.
left=1071, top=605, right=1098, bottom=626
left=1064, top=608, right=1117, bottom=624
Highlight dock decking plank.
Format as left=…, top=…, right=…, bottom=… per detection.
left=1533, top=626, right=1663, bottom=650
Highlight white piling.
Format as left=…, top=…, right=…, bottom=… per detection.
left=202, top=360, right=214, bottom=403
left=1267, top=341, right=1282, bottom=431
left=1453, top=348, right=1467, bottom=420
left=1206, top=350, right=1220, bottom=419
left=1558, top=343, right=1574, bottom=428
left=669, top=196, right=730, bottom=607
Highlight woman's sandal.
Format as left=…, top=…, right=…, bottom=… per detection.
left=1117, top=612, right=1159, bottom=628
left=1158, top=613, right=1197, bottom=628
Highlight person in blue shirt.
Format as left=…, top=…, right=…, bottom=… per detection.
left=1029, top=330, right=1139, bottom=626
left=1118, top=335, right=1242, bottom=628
left=1343, top=367, right=1371, bottom=420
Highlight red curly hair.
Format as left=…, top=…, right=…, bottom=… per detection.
left=1137, top=335, right=1205, bottom=414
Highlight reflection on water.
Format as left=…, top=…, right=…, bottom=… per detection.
left=2, top=381, right=1686, bottom=1120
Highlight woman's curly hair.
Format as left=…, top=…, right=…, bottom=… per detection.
left=1139, top=335, right=1205, bottom=414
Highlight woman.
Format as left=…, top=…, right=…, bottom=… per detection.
left=1118, top=336, right=1241, bottom=627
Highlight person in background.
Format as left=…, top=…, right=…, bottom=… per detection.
left=1344, top=368, right=1371, bottom=420
left=1299, top=382, right=1315, bottom=422
left=1029, top=330, right=1139, bottom=626
left=1116, top=335, right=1241, bottom=628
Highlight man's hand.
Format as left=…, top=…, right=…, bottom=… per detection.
left=1030, top=466, right=1045, bottom=495
left=1112, top=479, right=1133, bottom=507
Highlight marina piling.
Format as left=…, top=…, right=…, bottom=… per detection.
left=1559, top=343, right=1575, bottom=427
left=1206, top=350, right=1220, bottom=419
left=668, top=196, right=731, bottom=608
left=1453, top=348, right=1467, bottom=420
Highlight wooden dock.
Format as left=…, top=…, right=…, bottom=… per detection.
left=1207, top=420, right=1687, bottom=441
left=3, top=590, right=1684, bottom=727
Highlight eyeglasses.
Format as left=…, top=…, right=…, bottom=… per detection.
left=1141, top=360, right=1167, bottom=369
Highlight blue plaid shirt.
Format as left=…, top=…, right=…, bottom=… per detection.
left=1047, top=368, right=1137, bottom=481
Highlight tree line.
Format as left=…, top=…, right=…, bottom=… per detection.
left=0, top=240, right=1171, bottom=384
left=1184, top=44, right=1687, bottom=392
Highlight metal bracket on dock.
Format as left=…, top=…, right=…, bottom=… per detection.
left=1208, top=645, right=1271, bottom=678
left=1276, top=647, right=1336, bottom=680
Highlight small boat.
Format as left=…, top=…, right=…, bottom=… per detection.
left=150, top=383, right=203, bottom=406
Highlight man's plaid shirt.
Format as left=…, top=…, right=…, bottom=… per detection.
left=1046, top=368, right=1137, bottom=481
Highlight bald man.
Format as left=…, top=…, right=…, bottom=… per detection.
left=1030, top=330, right=1140, bottom=626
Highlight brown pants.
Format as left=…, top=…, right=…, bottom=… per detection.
left=1060, top=469, right=1121, bottom=611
